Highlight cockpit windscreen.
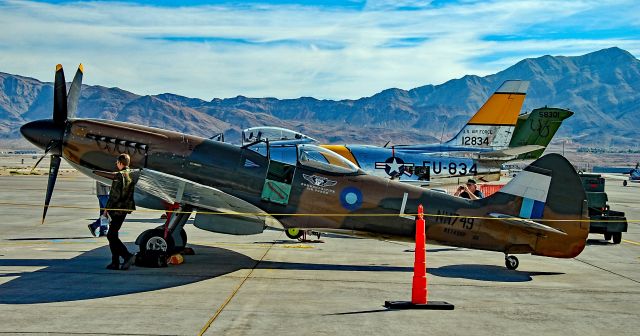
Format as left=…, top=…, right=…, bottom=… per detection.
left=297, top=144, right=359, bottom=174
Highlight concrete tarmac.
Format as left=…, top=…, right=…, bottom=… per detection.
left=0, top=171, right=638, bottom=335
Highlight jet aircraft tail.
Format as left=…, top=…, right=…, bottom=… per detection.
left=482, top=153, right=589, bottom=258
left=508, top=107, right=574, bottom=160
left=444, top=80, right=529, bottom=149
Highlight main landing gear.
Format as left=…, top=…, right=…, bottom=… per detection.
left=505, top=255, right=519, bottom=270
left=136, top=204, right=193, bottom=255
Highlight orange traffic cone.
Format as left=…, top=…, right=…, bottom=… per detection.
left=385, top=204, right=454, bottom=310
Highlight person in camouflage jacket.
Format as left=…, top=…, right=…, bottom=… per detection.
left=104, top=153, right=137, bottom=270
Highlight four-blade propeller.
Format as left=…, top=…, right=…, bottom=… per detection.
left=29, top=64, right=84, bottom=223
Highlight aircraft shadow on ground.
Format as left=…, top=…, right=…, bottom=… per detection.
left=0, top=244, right=254, bottom=304
left=428, top=264, right=563, bottom=282
left=0, top=245, right=560, bottom=304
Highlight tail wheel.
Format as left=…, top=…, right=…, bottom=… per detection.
left=139, top=229, right=175, bottom=253
left=285, top=228, right=303, bottom=240
left=505, top=255, right=519, bottom=270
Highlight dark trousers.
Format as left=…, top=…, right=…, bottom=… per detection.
left=107, top=213, right=131, bottom=265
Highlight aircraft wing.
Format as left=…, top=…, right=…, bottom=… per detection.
left=488, top=212, right=567, bottom=236
left=477, top=145, right=545, bottom=160
left=136, top=169, right=281, bottom=234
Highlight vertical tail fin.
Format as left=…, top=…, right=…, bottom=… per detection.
left=484, top=153, right=589, bottom=258
left=445, top=80, right=529, bottom=149
left=508, top=107, right=574, bottom=159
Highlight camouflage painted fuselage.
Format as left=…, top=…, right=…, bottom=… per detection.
left=60, top=119, right=588, bottom=259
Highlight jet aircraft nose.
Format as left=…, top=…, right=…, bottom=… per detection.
left=20, top=119, right=64, bottom=154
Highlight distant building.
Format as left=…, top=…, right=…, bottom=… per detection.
left=12, top=150, right=38, bottom=154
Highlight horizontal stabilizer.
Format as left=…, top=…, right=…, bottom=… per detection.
left=488, top=212, right=567, bottom=236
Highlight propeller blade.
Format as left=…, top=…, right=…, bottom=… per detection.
left=53, top=64, right=67, bottom=126
left=41, top=155, right=61, bottom=224
left=31, top=154, right=47, bottom=174
left=66, top=64, right=83, bottom=119
left=30, top=140, right=54, bottom=173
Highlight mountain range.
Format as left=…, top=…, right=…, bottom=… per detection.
left=1, top=47, right=639, bottom=148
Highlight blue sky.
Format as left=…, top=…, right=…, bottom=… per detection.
left=0, top=0, right=638, bottom=99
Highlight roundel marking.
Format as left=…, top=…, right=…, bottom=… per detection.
left=384, top=156, right=405, bottom=177
left=340, top=186, right=363, bottom=211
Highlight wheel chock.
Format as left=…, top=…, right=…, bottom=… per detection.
left=168, top=254, right=184, bottom=265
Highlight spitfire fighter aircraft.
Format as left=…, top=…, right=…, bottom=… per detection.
left=21, top=65, right=589, bottom=270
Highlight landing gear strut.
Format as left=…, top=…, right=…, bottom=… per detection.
left=505, top=255, right=519, bottom=270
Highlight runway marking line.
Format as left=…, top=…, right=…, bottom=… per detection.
left=622, top=239, right=640, bottom=247
left=198, top=236, right=277, bottom=335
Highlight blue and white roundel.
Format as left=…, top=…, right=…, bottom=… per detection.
left=340, top=187, right=363, bottom=211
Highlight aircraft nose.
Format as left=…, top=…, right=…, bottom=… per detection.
left=20, top=119, right=64, bottom=153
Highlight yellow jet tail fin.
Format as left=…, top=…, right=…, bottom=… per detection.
left=468, top=80, right=529, bottom=126
left=446, top=80, right=529, bottom=149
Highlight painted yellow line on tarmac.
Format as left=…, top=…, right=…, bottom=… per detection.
left=198, top=241, right=276, bottom=335
left=622, top=239, right=640, bottom=246
left=190, top=241, right=313, bottom=249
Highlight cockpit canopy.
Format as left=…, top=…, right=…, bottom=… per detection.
left=298, top=144, right=359, bottom=174
left=242, top=126, right=317, bottom=145
left=247, top=142, right=359, bottom=174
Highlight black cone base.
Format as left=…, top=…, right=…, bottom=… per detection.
left=384, top=300, right=454, bottom=310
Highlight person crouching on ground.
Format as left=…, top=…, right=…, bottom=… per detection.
left=104, top=153, right=137, bottom=270
left=454, top=179, right=484, bottom=200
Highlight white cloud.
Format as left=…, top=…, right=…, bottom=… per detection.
left=0, top=0, right=638, bottom=100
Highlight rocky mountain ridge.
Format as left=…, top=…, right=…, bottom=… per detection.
left=1, top=47, right=638, bottom=148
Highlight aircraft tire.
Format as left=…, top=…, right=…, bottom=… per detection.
left=139, top=229, right=175, bottom=253
left=612, top=232, right=622, bottom=244
left=505, top=255, right=519, bottom=270
left=151, top=227, right=187, bottom=249
left=285, top=228, right=304, bottom=240
left=604, top=233, right=612, bottom=241
left=623, top=180, right=628, bottom=187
